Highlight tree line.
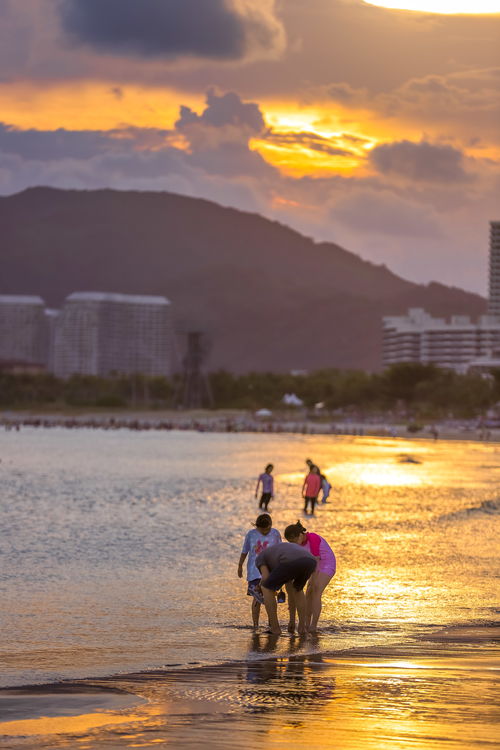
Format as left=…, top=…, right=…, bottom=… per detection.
left=1, top=363, right=499, bottom=419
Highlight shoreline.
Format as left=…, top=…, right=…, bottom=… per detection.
left=1, top=624, right=498, bottom=748
left=1, top=409, right=499, bottom=444
left=2, top=621, right=498, bottom=692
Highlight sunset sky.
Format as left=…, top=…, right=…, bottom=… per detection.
left=1, top=0, right=499, bottom=294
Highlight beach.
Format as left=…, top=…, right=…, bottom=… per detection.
left=1, top=407, right=498, bottom=443
left=0, top=428, right=499, bottom=748
left=1, top=631, right=499, bottom=749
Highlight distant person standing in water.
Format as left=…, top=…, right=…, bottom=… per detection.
left=320, top=473, right=331, bottom=504
left=238, top=513, right=281, bottom=629
left=306, top=459, right=331, bottom=504
left=306, top=458, right=323, bottom=474
left=302, top=464, right=321, bottom=515
left=255, top=463, right=274, bottom=510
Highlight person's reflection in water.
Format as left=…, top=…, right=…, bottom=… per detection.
left=249, top=632, right=281, bottom=655
left=246, top=633, right=281, bottom=685
left=242, top=636, right=335, bottom=713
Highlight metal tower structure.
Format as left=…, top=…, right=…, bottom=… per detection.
left=172, top=331, right=213, bottom=409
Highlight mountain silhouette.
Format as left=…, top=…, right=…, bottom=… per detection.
left=0, top=187, right=485, bottom=372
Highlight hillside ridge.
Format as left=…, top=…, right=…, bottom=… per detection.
left=0, top=187, right=485, bottom=371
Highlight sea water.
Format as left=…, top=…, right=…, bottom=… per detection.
left=0, top=428, right=499, bottom=689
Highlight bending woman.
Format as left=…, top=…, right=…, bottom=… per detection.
left=284, top=521, right=336, bottom=633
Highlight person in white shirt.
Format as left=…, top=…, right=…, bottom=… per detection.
left=237, top=513, right=281, bottom=628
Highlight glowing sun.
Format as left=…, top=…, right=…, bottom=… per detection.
left=363, top=0, right=500, bottom=12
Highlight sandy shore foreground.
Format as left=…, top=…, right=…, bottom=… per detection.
left=1, top=626, right=498, bottom=750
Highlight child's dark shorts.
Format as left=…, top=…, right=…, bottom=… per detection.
left=262, top=558, right=316, bottom=592
left=246, top=578, right=261, bottom=597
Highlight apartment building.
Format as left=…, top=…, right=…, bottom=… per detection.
left=0, top=295, right=48, bottom=365
left=53, top=292, right=173, bottom=378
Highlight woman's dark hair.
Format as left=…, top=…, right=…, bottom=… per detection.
left=284, top=520, right=307, bottom=541
left=255, top=513, right=272, bottom=528
left=265, top=463, right=273, bottom=472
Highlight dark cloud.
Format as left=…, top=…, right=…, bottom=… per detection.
left=0, top=123, right=171, bottom=161
left=187, top=140, right=274, bottom=178
left=176, top=88, right=265, bottom=133
left=175, top=90, right=272, bottom=178
left=370, top=140, right=470, bottom=183
left=59, top=0, right=284, bottom=61
left=0, top=89, right=273, bottom=182
left=0, top=123, right=117, bottom=160
left=265, top=131, right=356, bottom=158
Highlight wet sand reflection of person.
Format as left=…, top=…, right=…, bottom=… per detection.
left=243, top=648, right=335, bottom=714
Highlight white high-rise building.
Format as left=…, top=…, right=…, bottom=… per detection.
left=44, top=308, right=60, bottom=373
left=382, top=308, right=500, bottom=372
left=0, top=295, right=48, bottom=365
left=488, top=220, right=500, bottom=317
left=53, top=292, right=173, bottom=378
left=383, top=220, right=500, bottom=371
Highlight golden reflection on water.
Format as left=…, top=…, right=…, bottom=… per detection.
left=282, top=462, right=425, bottom=488
left=0, top=709, right=149, bottom=736
left=1, top=650, right=498, bottom=748
left=340, top=461, right=426, bottom=487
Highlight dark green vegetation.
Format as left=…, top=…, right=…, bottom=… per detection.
left=0, top=187, right=485, bottom=372
left=1, top=364, right=499, bottom=419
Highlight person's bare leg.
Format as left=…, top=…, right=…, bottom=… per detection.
left=305, top=579, right=314, bottom=631
left=261, top=585, right=281, bottom=634
left=308, top=571, right=333, bottom=632
left=285, top=581, right=296, bottom=633
left=295, top=589, right=307, bottom=634
left=259, top=564, right=281, bottom=634
left=252, top=598, right=261, bottom=629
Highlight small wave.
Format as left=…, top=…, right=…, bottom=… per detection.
left=438, top=497, right=500, bottom=522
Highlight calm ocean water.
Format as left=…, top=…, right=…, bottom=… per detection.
left=1, top=428, right=499, bottom=689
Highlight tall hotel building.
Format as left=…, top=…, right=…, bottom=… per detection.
left=53, top=292, right=173, bottom=378
left=382, top=308, right=500, bottom=372
left=0, top=295, right=48, bottom=365
left=382, top=221, right=500, bottom=372
left=488, top=220, right=500, bottom=317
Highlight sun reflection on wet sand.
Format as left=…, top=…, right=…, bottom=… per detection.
left=337, top=460, right=427, bottom=487
left=0, top=709, right=148, bottom=737
left=2, top=649, right=497, bottom=749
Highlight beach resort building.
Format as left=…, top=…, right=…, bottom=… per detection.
left=382, top=220, right=500, bottom=372
left=382, top=308, right=500, bottom=372
left=53, top=292, right=173, bottom=378
left=489, top=220, right=500, bottom=317
left=0, top=295, right=49, bottom=366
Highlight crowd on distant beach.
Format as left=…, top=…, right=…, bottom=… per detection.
left=0, top=415, right=370, bottom=436
left=2, top=414, right=496, bottom=441
left=238, top=459, right=336, bottom=636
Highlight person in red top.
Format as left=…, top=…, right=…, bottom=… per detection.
left=302, top=464, right=321, bottom=515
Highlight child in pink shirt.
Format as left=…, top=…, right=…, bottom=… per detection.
left=302, top=464, right=321, bottom=515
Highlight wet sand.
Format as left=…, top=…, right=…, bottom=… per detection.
left=1, top=627, right=498, bottom=750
